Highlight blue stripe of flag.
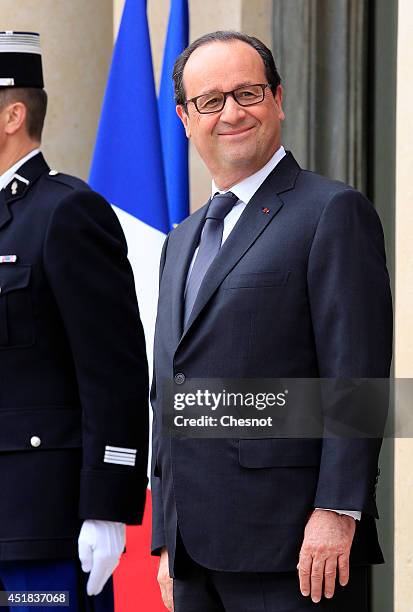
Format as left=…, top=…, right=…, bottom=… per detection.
left=158, top=0, right=190, bottom=228
left=89, top=0, right=169, bottom=234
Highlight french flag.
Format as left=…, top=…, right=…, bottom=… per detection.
left=89, top=0, right=189, bottom=609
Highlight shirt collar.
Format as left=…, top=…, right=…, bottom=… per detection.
left=211, top=145, right=286, bottom=203
left=0, top=148, right=40, bottom=191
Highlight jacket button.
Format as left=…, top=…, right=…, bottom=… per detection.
left=30, top=436, right=41, bottom=448
left=174, top=373, right=185, bottom=385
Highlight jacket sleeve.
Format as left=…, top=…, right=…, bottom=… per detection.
left=43, top=188, right=149, bottom=524
left=150, top=233, right=169, bottom=555
left=307, top=189, right=393, bottom=516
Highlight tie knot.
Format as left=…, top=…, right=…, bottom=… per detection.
left=206, top=191, right=238, bottom=220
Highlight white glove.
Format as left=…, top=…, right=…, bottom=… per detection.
left=78, top=519, right=126, bottom=596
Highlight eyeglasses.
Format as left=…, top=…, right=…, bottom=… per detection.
left=185, top=83, right=272, bottom=114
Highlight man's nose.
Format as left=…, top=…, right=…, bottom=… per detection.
left=219, top=94, right=246, bottom=123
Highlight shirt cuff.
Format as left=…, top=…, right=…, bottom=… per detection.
left=315, top=508, right=361, bottom=521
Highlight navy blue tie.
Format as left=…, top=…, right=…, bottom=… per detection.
left=184, top=191, right=238, bottom=328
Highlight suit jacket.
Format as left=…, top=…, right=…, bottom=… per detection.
left=0, top=152, right=148, bottom=561
left=151, top=152, right=393, bottom=575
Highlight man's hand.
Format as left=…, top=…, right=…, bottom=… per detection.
left=158, top=547, right=174, bottom=611
left=78, top=520, right=125, bottom=596
left=297, top=509, right=356, bottom=603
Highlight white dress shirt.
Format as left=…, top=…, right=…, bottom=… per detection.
left=0, top=148, right=40, bottom=190
left=186, top=145, right=361, bottom=522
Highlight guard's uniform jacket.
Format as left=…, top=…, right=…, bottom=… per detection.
left=0, top=152, right=149, bottom=561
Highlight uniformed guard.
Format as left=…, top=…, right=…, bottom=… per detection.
left=0, top=31, right=149, bottom=611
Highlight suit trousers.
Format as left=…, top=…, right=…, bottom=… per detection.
left=0, top=560, right=114, bottom=612
left=173, top=539, right=369, bottom=612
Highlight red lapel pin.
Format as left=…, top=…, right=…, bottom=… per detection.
left=262, top=207, right=270, bottom=214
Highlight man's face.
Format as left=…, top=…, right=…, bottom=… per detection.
left=177, top=40, right=285, bottom=185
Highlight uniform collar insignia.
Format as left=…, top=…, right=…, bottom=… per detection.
left=3, top=152, right=49, bottom=204
left=4, top=173, right=30, bottom=201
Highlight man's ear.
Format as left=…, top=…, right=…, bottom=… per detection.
left=176, top=105, right=191, bottom=138
left=274, top=85, right=285, bottom=122
left=4, top=102, right=27, bottom=135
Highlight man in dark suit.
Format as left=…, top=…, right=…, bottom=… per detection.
left=151, top=31, right=393, bottom=611
left=0, top=32, right=148, bottom=610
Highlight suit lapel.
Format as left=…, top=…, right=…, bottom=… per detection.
left=171, top=201, right=209, bottom=345
left=179, top=152, right=301, bottom=344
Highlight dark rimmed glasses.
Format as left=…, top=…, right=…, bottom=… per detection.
left=185, top=83, right=272, bottom=114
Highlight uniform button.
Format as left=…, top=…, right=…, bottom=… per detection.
left=30, top=436, right=41, bottom=448
left=174, top=373, right=185, bottom=385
